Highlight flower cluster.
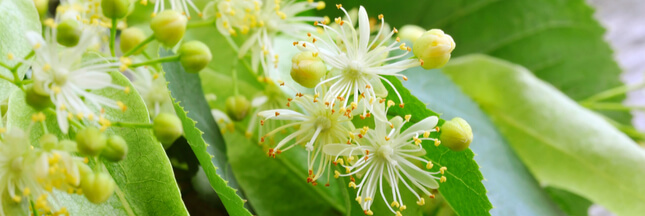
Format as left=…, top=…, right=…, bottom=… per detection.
left=233, top=4, right=460, bottom=215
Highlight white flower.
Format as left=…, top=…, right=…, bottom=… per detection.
left=257, top=93, right=354, bottom=184
left=208, top=0, right=324, bottom=75
left=295, top=5, right=421, bottom=119
left=243, top=79, right=290, bottom=139
left=324, top=104, right=444, bottom=215
left=0, top=129, right=41, bottom=215
left=26, top=29, right=125, bottom=133
left=152, top=0, right=202, bottom=18
left=128, top=66, right=173, bottom=118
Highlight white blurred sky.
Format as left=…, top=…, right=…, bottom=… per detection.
left=587, top=0, right=645, bottom=130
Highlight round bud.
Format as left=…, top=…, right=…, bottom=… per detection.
left=178, top=41, right=212, bottom=73
left=40, top=134, right=59, bottom=151
left=290, top=51, right=326, bottom=88
left=225, top=95, right=251, bottom=121
left=150, top=10, right=187, bottom=47
left=56, top=19, right=82, bottom=47
left=101, top=0, right=131, bottom=19
left=81, top=172, right=115, bottom=204
left=26, top=86, right=53, bottom=110
left=101, top=135, right=128, bottom=162
left=76, top=127, right=107, bottom=156
left=58, top=139, right=78, bottom=152
left=34, top=0, right=49, bottom=20
left=412, top=29, right=456, bottom=70
left=153, top=113, right=183, bottom=148
left=398, top=25, right=426, bottom=42
left=120, top=27, right=147, bottom=55
left=439, top=117, right=473, bottom=151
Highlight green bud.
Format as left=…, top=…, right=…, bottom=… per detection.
left=76, top=161, right=92, bottom=177
left=76, top=127, right=107, bottom=156
left=26, top=86, right=53, bottom=110
left=150, top=10, right=187, bottom=47
left=225, top=95, right=251, bottom=121
left=290, top=51, right=326, bottom=88
left=81, top=172, right=115, bottom=204
left=56, top=19, right=82, bottom=47
left=398, top=25, right=426, bottom=42
left=412, top=29, right=456, bottom=70
left=153, top=113, right=183, bottom=148
left=178, top=41, right=212, bottom=73
left=40, top=134, right=59, bottom=151
left=439, top=117, right=473, bottom=151
left=58, top=139, right=78, bottom=152
left=101, top=135, right=128, bottom=162
left=120, top=27, right=147, bottom=55
left=34, top=0, right=49, bottom=20
left=101, top=0, right=131, bottom=19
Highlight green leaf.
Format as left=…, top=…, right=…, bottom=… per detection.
left=442, top=54, right=645, bottom=216
left=0, top=0, right=41, bottom=101
left=545, top=187, right=592, bottom=216
left=321, top=0, right=629, bottom=123
left=6, top=71, right=188, bottom=215
left=382, top=76, right=492, bottom=216
left=160, top=49, right=252, bottom=216
left=401, top=67, right=566, bottom=215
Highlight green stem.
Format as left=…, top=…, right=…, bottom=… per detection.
left=581, top=82, right=645, bottom=104
left=123, top=35, right=155, bottom=57
left=114, top=183, right=136, bottom=216
left=223, top=35, right=256, bottom=74
left=21, top=79, right=33, bottom=85
left=110, top=18, right=117, bottom=57
left=233, top=60, right=239, bottom=96
left=41, top=120, right=48, bottom=134
left=129, top=55, right=180, bottom=68
left=600, top=114, right=645, bottom=141
left=582, top=102, right=645, bottom=111
left=0, top=74, right=13, bottom=83
left=11, top=50, right=34, bottom=71
left=44, top=108, right=84, bottom=129
left=186, top=19, right=215, bottom=29
left=336, top=166, right=352, bottom=216
left=30, top=200, right=39, bottom=216
left=0, top=61, right=11, bottom=70
left=111, top=121, right=153, bottom=129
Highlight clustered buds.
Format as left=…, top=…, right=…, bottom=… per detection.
left=290, top=51, right=327, bottom=88
left=225, top=95, right=251, bottom=121
left=80, top=171, right=116, bottom=204
left=153, top=113, right=184, bottom=148
left=76, top=127, right=107, bottom=156
left=178, top=41, right=212, bottom=73
left=120, top=27, right=147, bottom=54
left=440, top=117, right=473, bottom=151
left=413, top=29, right=456, bottom=69
left=101, top=0, right=131, bottom=19
left=103, top=135, right=128, bottom=162
left=150, top=10, right=187, bottom=47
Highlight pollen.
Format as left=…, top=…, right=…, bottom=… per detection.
left=434, top=139, right=441, bottom=147
left=391, top=201, right=400, bottom=208
left=364, top=210, right=374, bottom=215
left=7, top=53, right=14, bottom=60
left=336, top=4, right=342, bottom=9
left=440, top=166, right=447, bottom=174
left=117, top=101, right=127, bottom=112
left=316, top=1, right=325, bottom=10
left=440, top=176, right=447, bottom=183
left=334, top=170, right=340, bottom=178
left=124, top=86, right=131, bottom=94
left=399, top=205, right=407, bottom=211
left=423, top=131, right=430, bottom=138
left=426, top=161, right=433, bottom=169
left=417, top=198, right=426, bottom=206
left=349, top=182, right=357, bottom=189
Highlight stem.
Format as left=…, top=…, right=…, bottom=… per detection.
left=41, top=120, right=48, bottom=134
left=111, top=121, right=154, bottom=129
left=115, top=184, right=136, bottom=216
left=581, top=82, right=645, bottom=104
left=44, top=108, right=84, bottom=129
left=223, top=35, right=256, bottom=74
left=110, top=18, right=117, bottom=57
left=186, top=19, right=215, bottom=29
left=336, top=166, right=352, bottom=216
left=123, top=35, right=155, bottom=57
left=600, top=114, right=645, bottom=141
left=9, top=50, right=35, bottom=90
left=129, top=55, right=180, bottom=68
left=0, top=74, right=13, bottom=83
left=582, top=102, right=645, bottom=111
left=0, top=61, right=11, bottom=70
left=233, top=60, right=239, bottom=96
left=30, top=200, right=39, bottom=216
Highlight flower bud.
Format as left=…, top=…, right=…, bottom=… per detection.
left=58, top=139, right=78, bottom=152
left=290, top=51, right=326, bottom=88
left=178, top=41, right=212, bottom=73
left=56, top=19, right=82, bottom=47
left=101, top=135, right=128, bottom=162
left=81, top=172, right=115, bottom=204
left=150, top=10, right=187, bottom=47
left=34, top=0, right=49, bottom=20
left=153, top=113, right=183, bottom=148
left=76, top=127, right=107, bottom=156
left=120, top=27, right=147, bottom=55
left=26, top=86, right=53, bottom=110
left=439, top=117, right=473, bottom=151
left=398, top=25, right=426, bottom=42
left=412, top=29, right=455, bottom=69
left=40, top=134, right=59, bottom=151
left=101, top=0, right=131, bottom=19
left=225, top=95, right=251, bottom=121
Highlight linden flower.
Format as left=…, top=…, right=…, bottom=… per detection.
left=151, top=0, right=203, bottom=18
left=257, top=93, right=354, bottom=185
left=26, top=30, right=125, bottom=133
left=128, top=66, right=173, bottom=118
left=244, top=78, right=290, bottom=139
left=0, top=129, right=41, bottom=215
left=324, top=104, right=445, bottom=215
left=295, top=5, right=421, bottom=118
